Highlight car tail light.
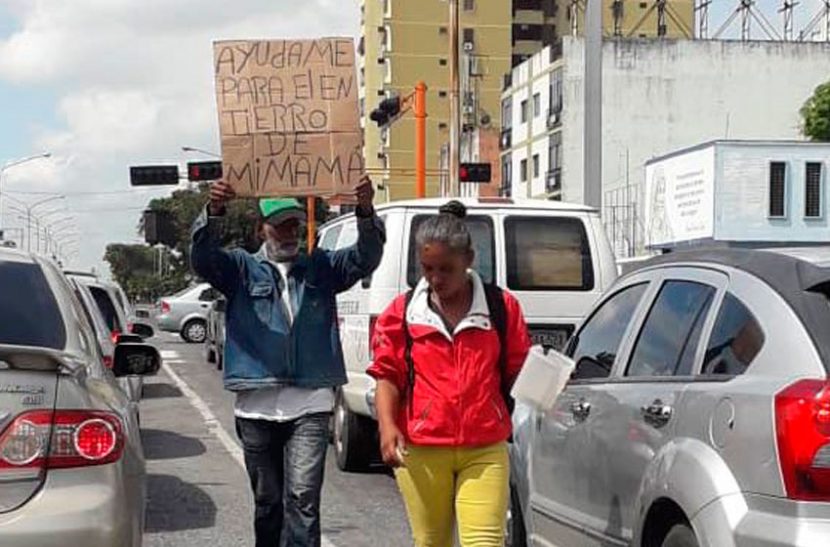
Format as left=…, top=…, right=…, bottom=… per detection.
left=161, top=301, right=170, bottom=314
left=0, top=410, right=124, bottom=471
left=775, top=379, right=830, bottom=501
left=110, top=329, right=122, bottom=345
left=102, top=355, right=114, bottom=369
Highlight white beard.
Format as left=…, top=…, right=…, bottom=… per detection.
left=264, top=241, right=299, bottom=262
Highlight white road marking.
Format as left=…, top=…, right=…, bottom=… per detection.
left=157, top=350, right=338, bottom=547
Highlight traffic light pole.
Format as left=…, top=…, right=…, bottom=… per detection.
left=448, top=0, right=461, bottom=198
left=414, top=82, right=427, bottom=199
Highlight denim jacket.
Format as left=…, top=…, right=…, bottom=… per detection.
left=190, top=207, right=385, bottom=391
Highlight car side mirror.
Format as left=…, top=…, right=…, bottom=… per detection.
left=116, top=334, right=143, bottom=344
left=215, top=298, right=227, bottom=313
left=113, top=343, right=161, bottom=378
left=131, top=322, right=154, bottom=339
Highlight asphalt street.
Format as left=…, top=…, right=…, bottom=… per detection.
left=140, top=333, right=411, bottom=547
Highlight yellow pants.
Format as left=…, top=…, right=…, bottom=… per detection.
left=395, top=442, right=509, bottom=547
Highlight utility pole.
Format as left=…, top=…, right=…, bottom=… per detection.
left=584, top=0, right=603, bottom=209
left=448, top=0, right=461, bottom=197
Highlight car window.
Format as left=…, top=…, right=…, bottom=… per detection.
left=90, top=286, right=123, bottom=333
left=626, top=281, right=716, bottom=378
left=505, top=216, right=594, bottom=291
left=0, top=261, right=67, bottom=349
left=199, top=287, right=219, bottom=301
left=568, top=283, right=648, bottom=380
left=702, top=293, right=765, bottom=376
left=407, top=214, right=495, bottom=287
left=320, top=224, right=343, bottom=250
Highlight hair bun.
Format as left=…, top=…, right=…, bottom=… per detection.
left=439, top=200, right=467, bottom=220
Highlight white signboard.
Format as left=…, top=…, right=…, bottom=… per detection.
left=644, top=145, right=715, bottom=247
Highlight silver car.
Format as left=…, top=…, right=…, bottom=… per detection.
left=510, top=248, right=830, bottom=547
left=155, top=283, right=220, bottom=343
left=0, top=248, right=160, bottom=546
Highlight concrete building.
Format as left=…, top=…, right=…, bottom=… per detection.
left=643, top=140, right=830, bottom=251
left=500, top=45, right=565, bottom=201
left=358, top=0, right=511, bottom=201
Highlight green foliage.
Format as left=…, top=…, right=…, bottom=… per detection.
left=801, top=81, right=830, bottom=142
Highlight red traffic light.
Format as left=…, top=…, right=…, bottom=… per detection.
left=187, top=161, right=222, bottom=182
left=459, top=162, right=491, bottom=183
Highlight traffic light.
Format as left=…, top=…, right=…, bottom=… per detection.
left=459, top=162, right=492, bottom=183
left=143, top=210, right=177, bottom=246
left=130, top=165, right=180, bottom=186
left=187, top=161, right=223, bottom=182
left=369, top=96, right=402, bottom=127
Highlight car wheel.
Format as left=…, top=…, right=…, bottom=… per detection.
left=206, top=343, right=216, bottom=364
left=182, top=319, right=207, bottom=344
left=333, top=390, right=375, bottom=472
left=661, top=524, right=698, bottom=547
left=506, top=485, right=528, bottom=547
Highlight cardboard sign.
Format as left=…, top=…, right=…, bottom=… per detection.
left=213, top=38, right=363, bottom=197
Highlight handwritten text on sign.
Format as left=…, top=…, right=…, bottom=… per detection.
left=213, top=38, right=363, bottom=197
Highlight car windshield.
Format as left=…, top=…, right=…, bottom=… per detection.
left=0, top=261, right=66, bottom=349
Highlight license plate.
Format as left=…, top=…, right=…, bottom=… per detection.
left=530, top=329, right=570, bottom=351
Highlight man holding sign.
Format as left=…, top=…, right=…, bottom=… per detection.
left=190, top=177, right=384, bottom=547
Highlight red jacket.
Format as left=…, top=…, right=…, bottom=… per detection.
left=368, top=274, right=531, bottom=447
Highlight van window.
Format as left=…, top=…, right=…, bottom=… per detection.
left=320, top=224, right=343, bottom=250
left=407, top=215, right=495, bottom=287
left=505, top=216, right=593, bottom=291
left=0, top=261, right=67, bottom=349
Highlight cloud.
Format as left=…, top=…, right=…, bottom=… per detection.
left=0, top=0, right=359, bottom=274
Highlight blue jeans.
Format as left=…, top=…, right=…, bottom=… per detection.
left=235, top=413, right=331, bottom=547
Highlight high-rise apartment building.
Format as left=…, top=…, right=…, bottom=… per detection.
left=511, top=0, right=695, bottom=67
left=359, top=0, right=512, bottom=200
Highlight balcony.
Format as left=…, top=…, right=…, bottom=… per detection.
left=503, top=73, right=513, bottom=91
left=546, top=168, right=562, bottom=193
left=546, top=107, right=562, bottom=129
left=500, top=128, right=512, bottom=150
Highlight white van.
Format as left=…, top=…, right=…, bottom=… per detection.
left=318, top=197, right=618, bottom=471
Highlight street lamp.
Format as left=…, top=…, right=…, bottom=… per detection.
left=5, top=195, right=67, bottom=253
left=0, top=152, right=52, bottom=231
left=42, top=217, right=76, bottom=255
left=182, top=146, right=221, bottom=158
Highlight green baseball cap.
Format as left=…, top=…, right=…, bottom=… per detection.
left=258, top=198, right=306, bottom=226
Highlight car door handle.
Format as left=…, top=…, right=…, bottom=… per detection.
left=200, top=303, right=209, bottom=308
left=570, top=399, right=591, bottom=420
left=641, top=399, right=673, bottom=428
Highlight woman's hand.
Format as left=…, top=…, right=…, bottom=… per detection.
left=379, top=423, right=408, bottom=468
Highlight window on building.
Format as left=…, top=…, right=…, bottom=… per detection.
left=502, top=155, right=512, bottom=190
left=439, top=90, right=448, bottom=98
left=805, top=162, right=823, bottom=218
left=549, top=133, right=562, bottom=171
left=502, top=99, right=512, bottom=129
left=463, top=28, right=475, bottom=44
left=520, top=159, right=528, bottom=182
left=464, top=0, right=475, bottom=10
left=520, top=100, right=528, bottom=123
left=533, top=154, right=540, bottom=178
left=533, top=93, right=541, bottom=117
left=439, top=58, right=448, bottom=66
left=769, top=161, right=787, bottom=218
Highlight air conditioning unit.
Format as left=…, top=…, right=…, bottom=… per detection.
left=469, top=56, right=483, bottom=76
left=463, top=41, right=474, bottom=52
left=463, top=105, right=475, bottom=115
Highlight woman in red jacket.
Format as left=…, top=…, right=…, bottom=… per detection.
left=368, top=201, right=531, bottom=547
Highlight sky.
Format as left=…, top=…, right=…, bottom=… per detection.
left=0, top=0, right=825, bottom=276
left=0, top=0, right=359, bottom=276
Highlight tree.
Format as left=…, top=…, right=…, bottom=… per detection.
left=104, top=243, right=187, bottom=303
left=801, top=81, right=830, bottom=141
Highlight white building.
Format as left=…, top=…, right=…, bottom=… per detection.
left=500, top=46, right=564, bottom=200
left=644, top=140, right=830, bottom=251
left=501, top=37, right=830, bottom=254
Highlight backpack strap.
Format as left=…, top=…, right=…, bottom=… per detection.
left=402, top=289, right=416, bottom=417
left=483, top=283, right=514, bottom=414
